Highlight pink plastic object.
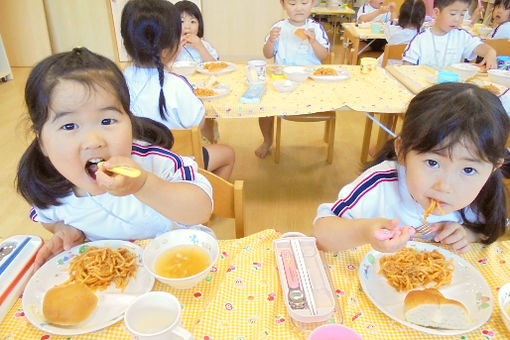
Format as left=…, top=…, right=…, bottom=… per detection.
left=307, top=324, right=363, bottom=340
left=281, top=249, right=300, bottom=289
left=374, top=226, right=416, bottom=241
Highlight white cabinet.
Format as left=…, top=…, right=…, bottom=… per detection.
left=0, top=33, right=12, bottom=82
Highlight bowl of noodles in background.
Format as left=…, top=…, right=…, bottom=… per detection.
left=143, top=228, right=219, bottom=289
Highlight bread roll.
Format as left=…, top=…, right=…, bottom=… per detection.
left=404, top=288, right=470, bottom=330
left=43, top=283, right=98, bottom=325
left=294, top=28, right=308, bottom=40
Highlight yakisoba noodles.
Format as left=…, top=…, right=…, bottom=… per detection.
left=63, top=246, right=138, bottom=292
left=313, top=67, right=338, bottom=76
left=379, top=248, right=454, bottom=292
left=203, top=62, right=228, bottom=72
left=194, top=88, right=218, bottom=97
left=422, top=199, right=445, bottom=225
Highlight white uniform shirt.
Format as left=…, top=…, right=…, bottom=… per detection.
left=402, top=27, right=482, bottom=69
left=377, top=23, right=417, bottom=65
left=314, top=160, right=478, bottom=227
left=357, top=2, right=391, bottom=23
left=490, top=22, right=510, bottom=39
left=265, top=18, right=330, bottom=65
left=176, top=39, right=219, bottom=62
left=30, top=141, right=213, bottom=241
left=124, top=65, right=204, bottom=129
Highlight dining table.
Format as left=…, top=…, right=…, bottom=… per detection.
left=341, top=23, right=386, bottom=65
left=1, top=229, right=510, bottom=339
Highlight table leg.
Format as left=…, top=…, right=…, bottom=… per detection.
left=351, top=37, right=360, bottom=65
left=374, top=114, right=395, bottom=154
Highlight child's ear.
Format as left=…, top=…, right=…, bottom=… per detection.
left=394, top=137, right=405, bottom=164
left=433, top=7, right=440, bottom=18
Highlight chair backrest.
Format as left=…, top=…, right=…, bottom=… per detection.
left=484, top=39, right=510, bottom=56
left=198, top=168, right=245, bottom=239
left=381, top=43, right=407, bottom=67
left=170, top=126, right=205, bottom=169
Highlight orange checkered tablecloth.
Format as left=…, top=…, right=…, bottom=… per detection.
left=190, top=64, right=412, bottom=118
left=1, top=229, right=509, bottom=339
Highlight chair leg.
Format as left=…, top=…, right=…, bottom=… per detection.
left=360, top=114, right=374, bottom=164
left=326, top=117, right=336, bottom=164
left=275, top=117, right=282, bottom=163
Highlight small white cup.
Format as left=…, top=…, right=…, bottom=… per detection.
left=246, top=59, right=267, bottom=83
left=124, top=291, right=192, bottom=340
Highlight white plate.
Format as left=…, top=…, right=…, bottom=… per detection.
left=22, top=240, right=154, bottom=336
left=359, top=241, right=493, bottom=336
left=310, top=68, right=350, bottom=82
left=193, top=82, right=232, bottom=100
left=197, top=61, right=236, bottom=75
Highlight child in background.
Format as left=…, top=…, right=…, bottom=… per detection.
left=314, top=83, right=509, bottom=254
left=16, top=48, right=213, bottom=267
left=379, top=0, right=426, bottom=65
left=121, top=0, right=235, bottom=179
left=258, top=0, right=329, bottom=158
left=403, top=0, right=497, bottom=69
left=489, top=0, right=510, bottom=39
left=357, top=0, right=397, bottom=23
left=175, top=0, right=218, bottom=62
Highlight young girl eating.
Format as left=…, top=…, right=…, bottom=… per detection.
left=489, top=0, right=510, bottom=39
left=121, top=0, right=235, bottom=179
left=314, top=83, right=509, bottom=254
left=17, top=47, right=213, bottom=267
left=175, top=0, right=218, bottom=62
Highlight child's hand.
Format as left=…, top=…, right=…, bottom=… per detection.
left=268, top=27, right=281, bottom=44
left=304, top=28, right=316, bottom=43
left=181, top=33, right=203, bottom=49
left=430, top=222, right=471, bottom=253
left=95, top=156, right=147, bottom=196
left=367, top=218, right=411, bottom=253
left=378, top=5, right=390, bottom=14
left=34, top=222, right=85, bottom=270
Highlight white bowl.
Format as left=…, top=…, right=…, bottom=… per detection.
left=143, top=228, right=219, bottom=289
left=498, top=282, right=510, bottom=333
left=171, top=61, right=198, bottom=76
left=358, top=22, right=371, bottom=29
left=450, top=63, right=480, bottom=80
left=283, top=66, right=311, bottom=83
left=488, top=69, right=510, bottom=87
left=273, top=79, right=298, bottom=92
left=479, top=26, right=493, bottom=39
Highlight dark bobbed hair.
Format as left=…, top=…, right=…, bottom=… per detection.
left=372, top=83, right=509, bottom=244
left=175, top=0, right=204, bottom=38
left=494, top=0, right=510, bottom=10
left=121, top=0, right=182, bottom=121
left=17, top=47, right=173, bottom=209
left=399, top=0, right=426, bottom=31
left=433, top=0, right=470, bottom=9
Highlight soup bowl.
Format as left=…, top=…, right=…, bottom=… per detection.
left=143, top=228, right=219, bottom=289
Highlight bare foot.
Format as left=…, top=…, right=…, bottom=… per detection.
left=255, top=142, right=271, bottom=158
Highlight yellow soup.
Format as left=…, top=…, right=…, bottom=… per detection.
left=155, top=245, right=210, bottom=278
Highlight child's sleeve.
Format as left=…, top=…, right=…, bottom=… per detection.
left=202, top=40, right=219, bottom=60
left=462, top=32, right=483, bottom=61
left=29, top=206, right=58, bottom=224
left=491, top=23, right=510, bottom=39
left=170, top=76, right=205, bottom=128
left=153, top=151, right=213, bottom=202
left=402, top=37, right=421, bottom=64
left=313, top=21, right=330, bottom=50
left=356, top=5, right=366, bottom=22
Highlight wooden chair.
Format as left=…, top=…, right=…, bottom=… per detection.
left=170, top=126, right=205, bottom=169
left=198, top=168, right=245, bottom=239
left=275, top=111, right=337, bottom=164
left=484, top=39, right=510, bottom=56
left=360, top=44, right=407, bottom=163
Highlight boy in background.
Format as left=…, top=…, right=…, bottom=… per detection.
left=402, top=0, right=496, bottom=69
left=257, top=0, right=329, bottom=158
left=357, top=0, right=397, bottom=23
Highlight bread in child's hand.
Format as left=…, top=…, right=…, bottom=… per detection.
left=404, top=288, right=470, bottom=330
left=294, top=28, right=308, bottom=40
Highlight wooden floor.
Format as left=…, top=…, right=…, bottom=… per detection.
left=0, top=62, right=373, bottom=241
